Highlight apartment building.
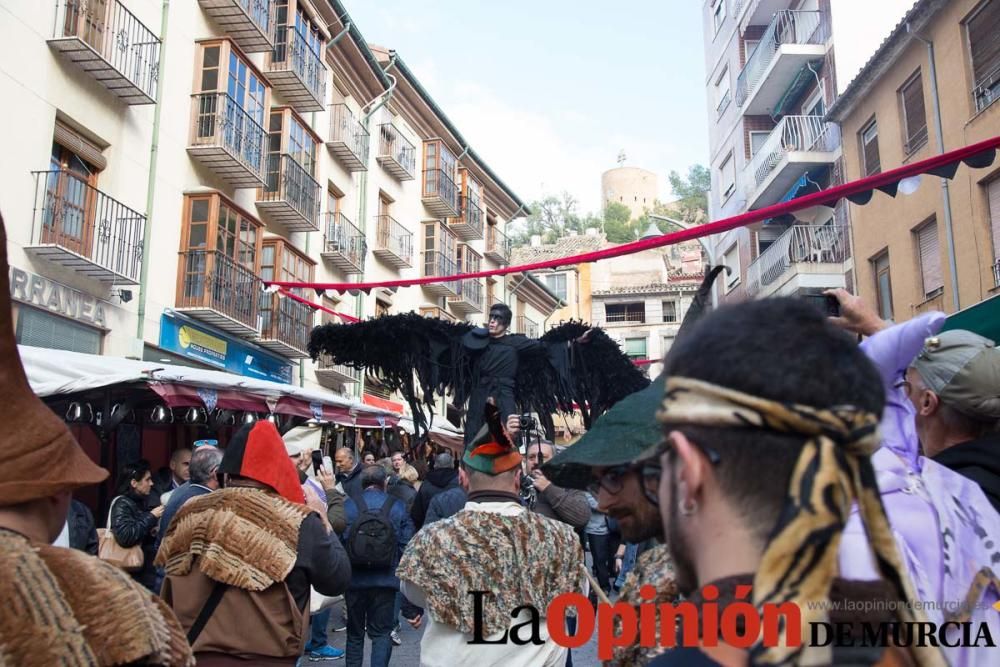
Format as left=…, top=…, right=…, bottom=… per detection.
left=510, top=231, right=605, bottom=328
left=0, top=0, right=526, bottom=405
left=827, top=0, right=1000, bottom=330
left=702, top=0, right=851, bottom=304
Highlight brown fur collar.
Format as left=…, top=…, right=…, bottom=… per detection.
left=155, top=486, right=310, bottom=591
left=0, top=528, right=193, bottom=666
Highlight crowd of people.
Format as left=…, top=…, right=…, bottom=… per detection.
left=2, top=200, right=1000, bottom=667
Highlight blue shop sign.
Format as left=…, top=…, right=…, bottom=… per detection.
left=159, top=314, right=292, bottom=384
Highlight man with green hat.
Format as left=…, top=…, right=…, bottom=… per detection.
left=543, top=379, right=680, bottom=667
left=397, top=404, right=585, bottom=666
left=905, top=329, right=1000, bottom=512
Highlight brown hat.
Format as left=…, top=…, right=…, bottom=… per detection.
left=0, top=213, right=108, bottom=505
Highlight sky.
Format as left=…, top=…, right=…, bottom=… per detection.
left=343, top=0, right=915, bottom=216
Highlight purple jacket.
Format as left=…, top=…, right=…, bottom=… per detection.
left=838, top=313, right=1000, bottom=666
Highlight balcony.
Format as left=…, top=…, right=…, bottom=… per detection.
left=485, top=226, right=511, bottom=264
left=745, top=115, right=840, bottom=209
left=258, top=292, right=312, bottom=358
left=188, top=92, right=268, bottom=187
left=256, top=154, right=320, bottom=231
left=322, top=212, right=366, bottom=274
left=176, top=250, right=262, bottom=336
left=736, top=11, right=829, bottom=115
left=737, top=0, right=786, bottom=34
left=376, top=123, right=416, bottom=180
left=198, top=0, right=274, bottom=53
left=423, top=169, right=460, bottom=218
left=419, top=306, right=456, bottom=322
left=451, top=192, right=485, bottom=241
left=450, top=279, right=484, bottom=315
left=267, top=26, right=326, bottom=112
left=327, top=104, right=369, bottom=171
left=373, top=215, right=412, bottom=269
left=745, top=225, right=849, bottom=299
left=49, top=0, right=160, bottom=105
left=517, top=315, right=539, bottom=339
left=974, top=65, right=1000, bottom=114
left=27, top=170, right=144, bottom=284
left=315, top=354, right=361, bottom=389
left=422, top=251, right=458, bottom=298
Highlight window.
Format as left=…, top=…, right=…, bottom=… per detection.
left=228, top=50, right=266, bottom=125
left=987, top=179, right=1000, bottom=284
left=914, top=218, right=944, bottom=298
left=44, top=139, right=101, bottom=256
left=743, top=39, right=759, bottom=66
left=872, top=251, right=894, bottom=320
left=715, top=68, right=731, bottom=115
left=662, top=300, right=677, bottom=323
left=966, top=0, right=1000, bottom=112
left=624, top=337, right=648, bottom=361
left=546, top=273, right=568, bottom=301
left=486, top=278, right=497, bottom=307
left=605, top=302, right=646, bottom=324
left=423, top=221, right=456, bottom=278
left=376, top=299, right=390, bottom=318
left=719, top=152, right=735, bottom=201
left=723, top=243, right=740, bottom=291
left=803, top=88, right=825, bottom=117
left=900, top=72, right=928, bottom=154
left=713, top=0, right=727, bottom=33
left=749, top=131, right=770, bottom=157
left=860, top=119, right=881, bottom=176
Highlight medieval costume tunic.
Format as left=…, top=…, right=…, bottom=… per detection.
left=397, top=406, right=587, bottom=667
left=609, top=543, right=680, bottom=667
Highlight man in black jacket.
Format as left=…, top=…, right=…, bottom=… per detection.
left=335, top=447, right=364, bottom=499
left=906, top=330, right=1000, bottom=513
left=67, top=498, right=98, bottom=554
left=410, top=451, right=460, bottom=529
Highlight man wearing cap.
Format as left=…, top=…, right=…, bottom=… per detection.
left=544, top=379, right=679, bottom=667
left=410, top=450, right=460, bottom=529
left=904, top=330, right=1000, bottom=511
left=397, top=406, right=585, bottom=666
left=0, top=213, right=193, bottom=666
left=157, top=420, right=351, bottom=665
left=646, top=298, right=943, bottom=667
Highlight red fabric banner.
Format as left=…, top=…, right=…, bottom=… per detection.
left=264, top=136, right=1000, bottom=293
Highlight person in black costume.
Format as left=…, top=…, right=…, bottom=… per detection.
left=461, top=303, right=590, bottom=442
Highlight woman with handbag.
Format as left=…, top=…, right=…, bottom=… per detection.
left=109, top=460, right=164, bottom=591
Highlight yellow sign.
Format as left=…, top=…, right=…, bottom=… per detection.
left=178, top=325, right=227, bottom=356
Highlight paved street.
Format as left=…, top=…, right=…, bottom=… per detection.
left=311, top=599, right=603, bottom=666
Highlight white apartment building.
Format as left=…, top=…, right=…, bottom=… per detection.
left=0, top=0, right=533, bottom=410
left=702, top=0, right=852, bottom=304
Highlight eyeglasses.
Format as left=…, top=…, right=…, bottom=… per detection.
left=588, top=462, right=662, bottom=505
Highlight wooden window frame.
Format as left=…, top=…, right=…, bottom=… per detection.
left=872, top=250, right=894, bottom=321
left=913, top=217, right=943, bottom=299
left=719, top=152, right=736, bottom=202
left=899, top=70, right=928, bottom=155
left=859, top=117, right=881, bottom=177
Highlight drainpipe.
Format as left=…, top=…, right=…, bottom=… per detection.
left=908, top=24, right=960, bottom=311
left=353, top=55, right=398, bottom=399
left=134, top=0, right=170, bottom=351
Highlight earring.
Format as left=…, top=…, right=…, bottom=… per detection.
left=680, top=499, right=697, bottom=516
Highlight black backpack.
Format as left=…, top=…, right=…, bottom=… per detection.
left=346, top=493, right=398, bottom=569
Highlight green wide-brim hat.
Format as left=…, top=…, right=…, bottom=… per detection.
left=542, top=376, right=665, bottom=490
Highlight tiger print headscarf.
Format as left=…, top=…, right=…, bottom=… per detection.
left=657, top=376, right=946, bottom=667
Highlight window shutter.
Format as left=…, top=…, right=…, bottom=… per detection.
left=917, top=221, right=943, bottom=296
left=987, top=179, right=1000, bottom=261
left=862, top=122, right=880, bottom=175
left=53, top=121, right=107, bottom=171
left=16, top=307, right=101, bottom=354
left=901, top=75, right=926, bottom=149
left=968, top=0, right=1000, bottom=84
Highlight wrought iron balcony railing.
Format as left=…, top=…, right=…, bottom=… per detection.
left=328, top=104, right=369, bottom=170
left=747, top=115, right=839, bottom=191
left=177, top=249, right=262, bottom=331
left=50, top=0, right=160, bottom=104
left=269, top=25, right=326, bottom=111
left=29, top=170, right=145, bottom=283
left=377, top=123, right=416, bottom=180
left=374, top=214, right=413, bottom=268
left=260, top=291, right=312, bottom=356
left=452, top=278, right=484, bottom=311
left=189, top=92, right=268, bottom=186
left=517, top=315, right=539, bottom=338
left=423, top=168, right=459, bottom=217
left=198, top=0, right=275, bottom=53
left=974, top=64, right=1000, bottom=113
left=258, top=153, right=320, bottom=230
left=324, top=212, right=366, bottom=273
left=485, top=225, right=511, bottom=263
left=746, top=225, right=849, bottom=297
left=460, top=191, right=485, bottom=237
left=423, top=250, right=457, bottom=280
left=736, top=11, right=829, bottom=108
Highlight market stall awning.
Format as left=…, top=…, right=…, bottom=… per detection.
left=942, top=294, right=1000, bottom=342
left=19, top=345, right=399, bottom=427
left=397, top=416, right=464, bottom=453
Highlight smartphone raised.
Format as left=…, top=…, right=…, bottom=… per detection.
left=802, top=292, right=841, bottom=318
left=322, top=455, right=333, bottom=473
left=311, top=450, right=324, bottom=475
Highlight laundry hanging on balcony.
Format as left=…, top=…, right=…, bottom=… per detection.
left=264, top=135, right=1000, bottom=295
